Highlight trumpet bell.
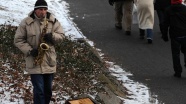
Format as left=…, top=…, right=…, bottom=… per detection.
left=40, top=43, right=49, bottom=50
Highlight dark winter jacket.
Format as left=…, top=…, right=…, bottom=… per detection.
left=154, top=0, right=171, bottom=10
left=162, top=4, right=186, bottom=39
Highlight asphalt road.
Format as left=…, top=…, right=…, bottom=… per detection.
left=64, top=0, right=186, bottom=104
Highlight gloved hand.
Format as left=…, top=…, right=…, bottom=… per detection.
left=43, top=33, right=54, bottom=44
left=162, top=35, right=169, bottom=42
left=109, top=0, right=114, bottom=6
left=30, top=48, right=38, bottom=57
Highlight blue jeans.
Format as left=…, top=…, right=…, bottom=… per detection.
left=31, top=74, right=54, bottom=104
left=139, top=28, right=153, bottom=39
left=146, top=29, right=153, bottom=39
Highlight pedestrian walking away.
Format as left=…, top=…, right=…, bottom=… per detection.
left=154, top=0, right=171, bottom=35
left=108, top=0, right=133, bottom=35
left=14, top=0, right=65, bottom=103
left=161, top=0, right=186, bottom=78
left=134, top=0, right=154, bottom=44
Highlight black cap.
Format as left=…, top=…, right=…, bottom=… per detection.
left=34, top=0, right=48, bottom=10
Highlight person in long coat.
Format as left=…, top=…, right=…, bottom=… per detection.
left=14, top=0, right=65, bottom=103
left=134, top=0, right=154, bottom=44
left=154, top=0, right=171, bottom=34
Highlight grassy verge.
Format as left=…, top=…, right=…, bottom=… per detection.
left=0, top=24, right=106, bottom=103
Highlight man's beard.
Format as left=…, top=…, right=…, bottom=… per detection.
left=40, top=14, right=46, bottom=19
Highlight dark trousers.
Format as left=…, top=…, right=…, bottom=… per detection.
left=156, top=10, right=165, bottom=34
left=31, top=74, right=54, bottom=104
left=171, top=37, right=186, bottom=74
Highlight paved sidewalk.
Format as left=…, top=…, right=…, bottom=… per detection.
left=65, top=0, right=186, bottom=104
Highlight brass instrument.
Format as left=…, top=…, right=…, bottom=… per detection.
left=34, top=17, right=49, bottom=65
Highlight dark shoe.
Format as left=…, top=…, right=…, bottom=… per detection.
left=125, top=31, right=131, bottom=35
left=147, top=39, right=152, bottom=44
left=115, top=25, right=122, bottom=30
left=174, top=73, right=181, bottom=78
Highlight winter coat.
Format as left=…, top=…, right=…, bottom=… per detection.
left=154, top=0, right=171, bottom=10
left=14, top=11, right=65, bottom=74
left=135, top=0, right=154, bottom=29
left=162, top=4, right=186, bottom=39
